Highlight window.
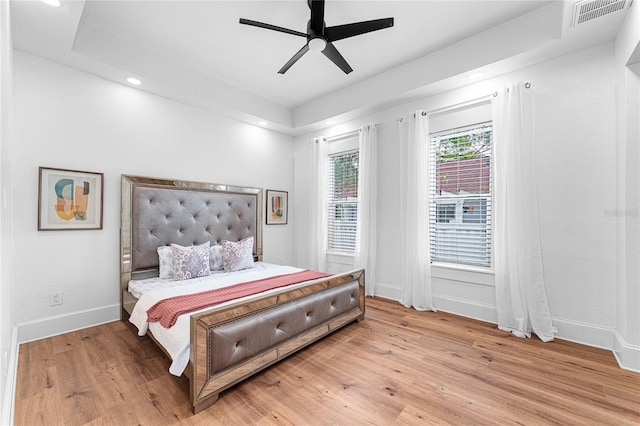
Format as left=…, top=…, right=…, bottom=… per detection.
left=327, top=150, right=359, bottom=253
left=429, top=123, right=492, bottom=267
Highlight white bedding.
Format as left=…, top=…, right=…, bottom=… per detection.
left=128, top=262, right=305, bottom=376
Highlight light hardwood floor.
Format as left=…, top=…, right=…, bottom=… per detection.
left=14, top=297, right=640, bottom=425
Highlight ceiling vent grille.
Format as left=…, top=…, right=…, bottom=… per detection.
left=572, top=0, right=629, bottom=26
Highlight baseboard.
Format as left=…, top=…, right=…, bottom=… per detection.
left=16, top=304, right=120, bottom=344
left=432, top=295, right=498, bottom=324
left=551, top=316, right=615, bottom=350
left=373, top=281, right=402, bottom=302
left=613, top=330, right=640, bottom=373
left=1, top=326, right=17, bottom=426
left=374, top=285, right=499, bottom=326
left=363, top=285, right=637, bottom=373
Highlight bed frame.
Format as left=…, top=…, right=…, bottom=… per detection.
left=119, top=175, right=365, bottom=413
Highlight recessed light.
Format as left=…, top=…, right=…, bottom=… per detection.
left=258, top=121, right=268, bottom=126
left=41, top=0, right=62, bottom=7
left=126, top=77, right=142, bottom=85
left=467, top=72, right=483, bottom=80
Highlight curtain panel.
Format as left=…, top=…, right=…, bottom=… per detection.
left=398, top=112, right=434, bottom=311
left=309, top=138, right=328, bottom=272
left=492, top=82, right=556, bottom=342
left=355, top=124, right=378, bottom=296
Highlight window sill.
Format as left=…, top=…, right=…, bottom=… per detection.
left=326, top=251, right=355, bottom=260
left=325, top=252, right=355, bottom=274
left=431, top=262, right=495, bottom=287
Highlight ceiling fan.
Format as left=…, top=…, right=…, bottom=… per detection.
left=239, top=0, right=394, bottom=74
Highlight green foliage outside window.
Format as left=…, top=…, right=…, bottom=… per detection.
left=437, top=129, right=492, bottom=163
left=332, top=152, right=359, bottom=200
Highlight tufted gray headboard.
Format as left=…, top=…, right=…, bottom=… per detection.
left=131, top=186, right=259, bottom=270
left=120, top=175, right=263, bottom=302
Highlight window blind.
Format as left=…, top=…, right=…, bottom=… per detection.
left=429, top=123, right=492, bottom=267
left=327, top=150, right=359, bottom=253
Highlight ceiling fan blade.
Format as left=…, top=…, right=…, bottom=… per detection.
left=322, top=42, right=353, bottom=74
left=278, top=44, right=310, bottom=74
left=308, top=0, right=325, bottom=34
left=325, top=18, right=394, bottom=42
left=239, top=18, right=307, bottom=38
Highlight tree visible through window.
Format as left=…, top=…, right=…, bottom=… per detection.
left=328, top=150, right=359, bottom=252
left=430, top=124, right=492, bottom=267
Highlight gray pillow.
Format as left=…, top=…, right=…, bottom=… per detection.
left=209, top=245, right=224, bottom=271
left=157, top=245, right=175, bottom=279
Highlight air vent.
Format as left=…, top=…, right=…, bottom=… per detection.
left=572, top=0, right=629, bottom=26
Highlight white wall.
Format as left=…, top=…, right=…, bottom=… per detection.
left=294, top=42, right=619, bottom=351
left=614, top=1, right=640, bottom=371
left=0, top=1, right=16, bottom=423
left=11, top=51, right=295, bottom=342
left=535, top=44, right=617, bottom=340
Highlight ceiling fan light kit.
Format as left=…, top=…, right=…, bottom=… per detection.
left=308, top=37, right=327, bottom=52
left=239, top=0, right=394, bottom=74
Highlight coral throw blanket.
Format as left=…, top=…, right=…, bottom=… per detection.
left=147, top=269, right=331, bottom=328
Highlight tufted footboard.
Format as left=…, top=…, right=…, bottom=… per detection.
left=189, top=269, right=365, bottom=413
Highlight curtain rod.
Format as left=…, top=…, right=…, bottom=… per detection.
left=397, top=81, right=532, bottom=121
left=429, top=93, right=493, bottom=116
left=397, top=95, right=490, bottom=122
left=310, top=123, right=381, bottom=144
left=319, top=128, right=361, bottom=143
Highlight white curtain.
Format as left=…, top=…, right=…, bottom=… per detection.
left=398, top=112, right=434, bottom=311
left=492, top=82, right=556, bottom=342
left=309, top=138, right=328, bottom=272
left=354, top=124, right=377, bottom=296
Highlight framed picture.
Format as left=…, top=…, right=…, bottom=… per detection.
left=265, top=189, right=288, bottom=225
left=38, top=167, right=104, bottom=231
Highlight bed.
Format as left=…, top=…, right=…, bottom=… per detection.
left=119, top=175, right=365, bottom=413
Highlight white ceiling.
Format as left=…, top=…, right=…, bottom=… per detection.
left=9, top=0, right=630, bottom=135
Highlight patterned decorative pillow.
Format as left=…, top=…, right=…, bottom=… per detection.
left=171, top=242, right=211, bottom=281
left=209, top=245, right=224, bottom=271
left=157, top=245, right=175, bottom=279
left=222, top=237, right=254, bottom=273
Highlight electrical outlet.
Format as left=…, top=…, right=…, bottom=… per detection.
left=50, top=291, right=63, bottom=306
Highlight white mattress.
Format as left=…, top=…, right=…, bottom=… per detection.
left=128, top=262, right=305, bottom=376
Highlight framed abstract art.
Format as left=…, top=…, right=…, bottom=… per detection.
left=265, top=189, right=288, bottom=225
left=38, top=167, right=104, bottom=230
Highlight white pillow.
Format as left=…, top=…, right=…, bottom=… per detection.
left=157, top=245, right=175, bottom=279
left=171, top=241, right=211, bottom=281
left=222, top=237, right=254, bottom=273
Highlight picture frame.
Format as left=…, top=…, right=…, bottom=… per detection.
left=265, top=189, right=288, bottom=225
left=38, top=167, right=104, bottom=231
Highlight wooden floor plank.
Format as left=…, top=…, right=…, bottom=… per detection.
left=14, top=297, right=640, bottom=425
left=12, top=366, right=63, bottom=426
